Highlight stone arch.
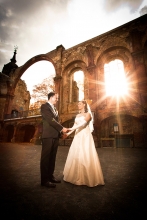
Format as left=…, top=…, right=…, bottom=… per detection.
left=63, top=48, right=86, bottom=69
left=96, top=46, right=134, bottom=87
left=96, top=46, right=132, bottom=66
left=23, top=124, right=35, bottom=142
left=94, top=36, right=131, bottom=63
left=15, top=123, right=35, bottom=142
left=63, top=60, right=87, bottom=76
left=3, top=54, right=57, bottom=116
left=4, top=124, right=14, bottom=142
left=95, top=46, right=136, bottom=110
left=60, top=60, right=88, bottom=120
left=13, top=54, right=57, bottom=89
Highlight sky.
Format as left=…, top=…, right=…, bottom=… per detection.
left=0, top=0, right=147, bottom=95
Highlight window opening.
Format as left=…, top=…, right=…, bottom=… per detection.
left=104, top=59, right=128, bottom=97
left=73, top=70, right=84, bottom=101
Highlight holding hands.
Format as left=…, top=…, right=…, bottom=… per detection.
left=61, top=127, right=73, bottom=140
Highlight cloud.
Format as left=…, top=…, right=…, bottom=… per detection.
left=140, top=5, right=147, bottom=15
left=0, top=0, right=146, bottom=74
left=0, top=0, right=69, bottom=44
left=103, top=0, right=144, bottom=13
left=0, top=50, right=9, bottom=68
left=0, top=0, right=70, bottom=71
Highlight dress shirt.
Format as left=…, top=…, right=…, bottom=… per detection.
left=48, top=102, right=64, bottom=133
left=48, top=102, right=58, bottom=116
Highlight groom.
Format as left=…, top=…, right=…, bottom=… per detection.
left=40, top=91, right=68, bottom=188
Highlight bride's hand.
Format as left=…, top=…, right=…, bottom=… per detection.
left=66, top=128, right=72, bottom=132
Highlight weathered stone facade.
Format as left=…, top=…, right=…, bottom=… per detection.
left=12, top=79, right=30, bottom=113
left=0, top=77, right=31, bottom=115
left=0, top=14, right=147, bottom=147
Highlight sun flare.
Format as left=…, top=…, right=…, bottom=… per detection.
left=104, top=59, right=128, bottom=97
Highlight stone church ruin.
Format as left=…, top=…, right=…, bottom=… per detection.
left=0, top=14, right=147, bottom=147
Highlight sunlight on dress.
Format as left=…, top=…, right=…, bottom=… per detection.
left=63, top=116, right=105, bottom=187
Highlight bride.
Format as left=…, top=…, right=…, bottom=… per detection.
left=63, top=100, right=105, bottom=187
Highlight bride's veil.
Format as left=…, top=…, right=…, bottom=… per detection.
left=86, top=102, right=94, bottom=133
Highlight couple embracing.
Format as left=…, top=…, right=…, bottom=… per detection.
left=40, top=92, right=104, bottom=188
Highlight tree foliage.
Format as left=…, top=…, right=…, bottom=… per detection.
left=29, top=76, right=54, bottom=109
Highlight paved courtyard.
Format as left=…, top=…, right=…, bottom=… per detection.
left=0, top=142, right=147, bottom=220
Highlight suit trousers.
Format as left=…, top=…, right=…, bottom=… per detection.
left=40, top=138, right=59, bottom=184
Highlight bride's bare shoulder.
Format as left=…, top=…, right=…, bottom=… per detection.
left=85, top=112, right=91, bottom=120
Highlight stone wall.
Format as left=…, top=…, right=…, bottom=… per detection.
left=0, top=14, right=147, bottom=147
left=12, top=79, right=30, bottom=113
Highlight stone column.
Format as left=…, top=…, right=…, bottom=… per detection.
left=85, top=45, right=97, bottom=106
left=4, top=81, right=15, bottom=116
left=130, top=29, right=147, bottom=110
left=11, top=123, right=17, bottom=143
left=94, top=117, right=102, bottom=148
left=0, top=75, right=13, bottom=120
left=132, top=50, right=147, bottom=110
left=54, top=75, right=62, bottom=112
left=30, top=122, right=42, bottom=145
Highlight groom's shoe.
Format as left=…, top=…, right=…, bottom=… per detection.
left=50, top=177, right=61, bottom=183
left=41, top=181, right=56, bottom=188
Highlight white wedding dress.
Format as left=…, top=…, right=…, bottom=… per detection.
left=63, top=115, right=105, bottom=187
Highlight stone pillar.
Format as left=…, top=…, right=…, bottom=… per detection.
left=0, top=96, right=7, bottom=120
left=72, top=81, right=79, bottom=102
left=4, top=81, right=15, bottom=116
left=54, top=75, right=62, bottom=111
left=85, top=44, right=97, bottom=106
left=132, top=50, right=147, bottom=111
left=130, top=29, right=147, bottom=110
left=30, top=122, right=42, bottom=145
left=54, top=75, right=62, bottom=94
left=0, top=121, right=5, bottom=141
left=11, top=123, right=17, bottom=143
left=140, top=115, right=147, bottom=148
left=0, top=75, right=9, bottom=120
left=94, top=118, right=102, bottom=148
left=86, top=67, right=97, bottom=104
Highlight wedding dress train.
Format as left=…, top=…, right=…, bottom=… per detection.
left=63, top=116, right=105, bottom=187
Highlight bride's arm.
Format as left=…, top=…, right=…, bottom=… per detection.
left=62, top=113, right=92, bottom=139
left=69, top=113, right=91, bottom=130
left=84, top=112, right=91, bottom=122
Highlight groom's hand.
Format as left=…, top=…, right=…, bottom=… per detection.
left=65, top=129, right=71, bottom=133
left=62, top=127, right=68, bottom=133
left=61, top=133, right=68, bottom=140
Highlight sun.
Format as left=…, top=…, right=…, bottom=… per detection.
left=104, top=59, right=128, bottom=97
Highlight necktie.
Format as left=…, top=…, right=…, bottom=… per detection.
left=52, top=105, right=58, bottom=116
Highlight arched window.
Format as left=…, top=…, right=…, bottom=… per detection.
left=104, top=59, right=128, bottom=97
left=21, top=61, right=55, bottom=107
left=74, top=70, right=84, bottom=101
left=70, top=70, right=84, bottom=102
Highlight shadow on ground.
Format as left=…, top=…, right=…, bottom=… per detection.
left=0, top=143, right=147, bottom=220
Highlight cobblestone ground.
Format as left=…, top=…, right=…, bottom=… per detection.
left=0, top=142, right=147, bottom=220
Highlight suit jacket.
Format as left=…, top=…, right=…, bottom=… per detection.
left=41, top=102, right=63, bottom=138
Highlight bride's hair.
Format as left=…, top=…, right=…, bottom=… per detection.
left=79, top=100, right=88, bottom=113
